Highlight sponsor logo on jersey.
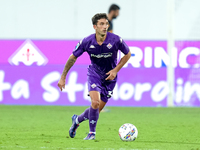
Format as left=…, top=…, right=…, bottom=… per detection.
left=89, top=45, right=95, bottom=48
left=91, top=52, right=112, bottom=58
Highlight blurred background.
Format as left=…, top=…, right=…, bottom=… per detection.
left=0, top=0, right=200, bottom=107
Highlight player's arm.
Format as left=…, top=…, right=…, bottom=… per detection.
left=58, top=54, right=77, bottom=91
left=106, top=51, right=131, bottom=80
left=114, top=51, right=131, bottom=72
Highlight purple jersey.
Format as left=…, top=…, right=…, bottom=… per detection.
left=73, top=32, right=129, bottom=102
left=73, top=32, right=130, bottom=78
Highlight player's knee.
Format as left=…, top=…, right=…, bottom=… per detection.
left=91, top=99, right=100, bottom=109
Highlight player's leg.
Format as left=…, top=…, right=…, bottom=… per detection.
left=100, top=80, right=116, bottom=113
left=70, top=96, right=101, bottom=139
left=76, top=82, right=101, bottom=124
left=69, top=95, right=99, bottom=139
left=76, top=108, right=89, bottom=123
left=99, top=99, right=106, bottom=113
left=70, top=73, right=101, bottom=139
left=75, top=98, right=105, bottom=127
left=84, top=91, right=100, bottom=140
left=77, top=99, right=105, bottom=123
left=77, top=97, right=106, bottom=140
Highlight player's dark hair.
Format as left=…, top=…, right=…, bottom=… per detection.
left=92, top=13, right=108, bottom=25
left=108, top=4, right=120, bottom=13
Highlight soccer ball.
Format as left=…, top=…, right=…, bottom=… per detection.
left=118, top=123, right=138, bottom=141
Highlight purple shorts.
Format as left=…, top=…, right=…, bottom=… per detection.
left=87, top=75, right=116, bottom=103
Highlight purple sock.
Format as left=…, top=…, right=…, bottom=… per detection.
left=89, top=106, right=99, bottom=133
left=77, top=108, right=89, bottom=123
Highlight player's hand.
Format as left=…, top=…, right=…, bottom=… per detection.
left=58, top=77, right=66, bottom=91
left=105, top=70, right=117, bottom=80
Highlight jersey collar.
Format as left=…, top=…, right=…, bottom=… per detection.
left=93, top=32, right=110, bottom=46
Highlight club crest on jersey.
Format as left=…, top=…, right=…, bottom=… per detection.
left=91, top=83, right=97, bottom=88
left=107, top=43, right=112, bottom=49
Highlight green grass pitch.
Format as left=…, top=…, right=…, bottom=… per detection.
left=0, top=105, right=200, bottom=150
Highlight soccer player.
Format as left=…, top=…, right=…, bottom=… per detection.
left=107, top=4, right=120, bottom=33
left=57, top=13, right=131, bottom=140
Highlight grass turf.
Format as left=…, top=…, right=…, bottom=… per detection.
left=0, top=105, right=200, bottom=150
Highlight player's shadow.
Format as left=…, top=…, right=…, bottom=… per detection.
left=138, top=140, right=200, bottom=145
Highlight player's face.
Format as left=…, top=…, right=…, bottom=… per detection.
left=94, top=18, right=109, bottom=36
left=113, top=10, right=119, bottom=19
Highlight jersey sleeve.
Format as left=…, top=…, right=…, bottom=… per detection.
left=72, top=39, right=85, bottom=58
left=118, top=37, right=129, bottom=55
